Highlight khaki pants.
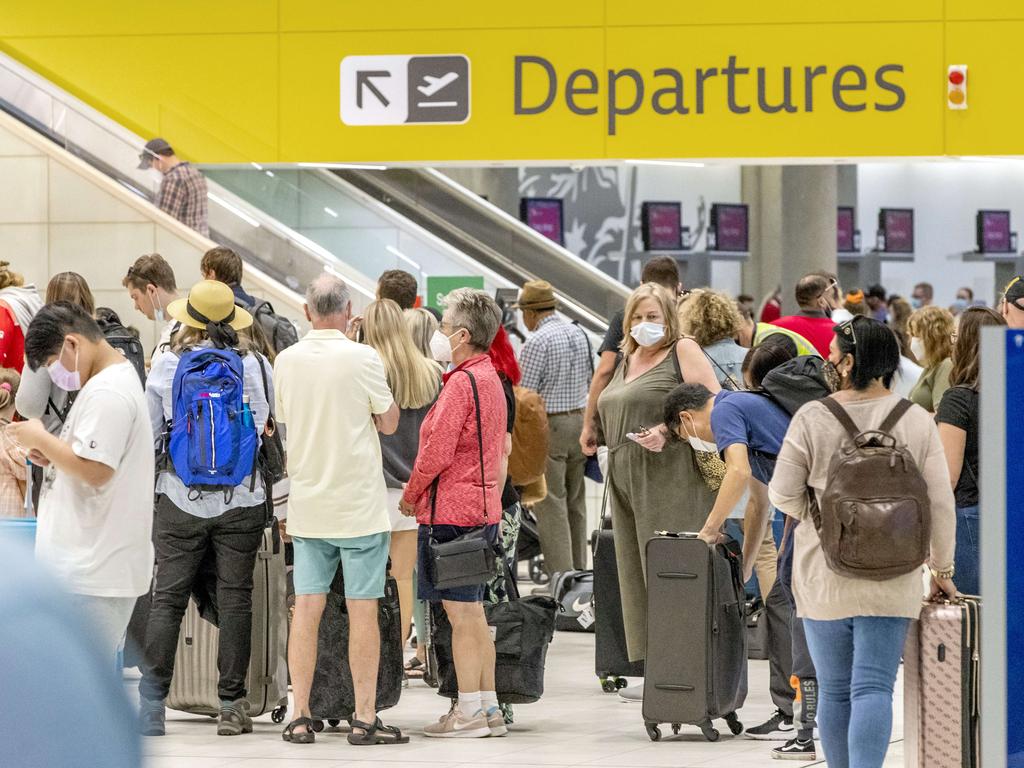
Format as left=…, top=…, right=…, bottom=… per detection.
left=533, top=410, right=588, bottom=575
left=744, top=513, right=778, bottom=601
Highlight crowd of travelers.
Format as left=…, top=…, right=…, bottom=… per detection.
left=0, top=245, right=1016, bottom=767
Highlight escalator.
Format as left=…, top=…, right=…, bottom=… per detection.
left=332, top=168, right=629, bottom=332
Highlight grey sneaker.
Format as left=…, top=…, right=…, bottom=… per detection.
left=138, top=697, right=165, bottom=737
left=486, top=708, right=508, bottom=737
left=218, top=699, right=253, bottom=736
left=423, top=709, right=490, bottom=738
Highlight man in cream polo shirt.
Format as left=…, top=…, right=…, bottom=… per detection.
left=273, top=273, right=404, bottom=746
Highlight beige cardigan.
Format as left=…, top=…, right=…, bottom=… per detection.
left=768, top=393, right=956, bottom=621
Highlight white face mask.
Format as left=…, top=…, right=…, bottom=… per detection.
left=910, top=337, right=926, bottom=362
left=429, top=329, right=463, bottom=363
left=47, top=340, right=82, bottom=392
left=151, top=289, right=165, bottom=323
left=682, top=416, right=718, bottom=454
left=630, top=321, right=666, bottom=348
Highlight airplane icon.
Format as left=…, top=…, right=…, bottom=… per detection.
left=417, top=72, right=459, bottom=97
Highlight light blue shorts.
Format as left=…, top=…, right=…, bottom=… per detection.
left=292, top=532, right=391, bottom=599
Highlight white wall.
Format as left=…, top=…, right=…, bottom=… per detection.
left=857, top=161, right=1024, bottom=306
left=0, top=111, right=306, bottom=357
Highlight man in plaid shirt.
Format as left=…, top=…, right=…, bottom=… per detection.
left=516, top=280, right=592, bottom=576
left=138, top=138, right=209, bottom=237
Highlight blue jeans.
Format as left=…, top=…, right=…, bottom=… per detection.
left=955, top=505, right=979, bottom=596
left=803, top=616, right=910, bottom=768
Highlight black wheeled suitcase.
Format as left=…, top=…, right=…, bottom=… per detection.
left=592, top=528, right=644, bottom=692
left=308, top=564, right=404, bottom=725
left=642, top=533, right=747, bottom=742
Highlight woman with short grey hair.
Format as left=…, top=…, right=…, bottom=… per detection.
left=400, top=288, right=511, bottom=738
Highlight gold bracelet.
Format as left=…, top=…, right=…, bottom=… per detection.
left=930, top=565, right=956, bottom=581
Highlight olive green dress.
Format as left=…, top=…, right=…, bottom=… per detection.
left=597, top=348, right=718, bottom=662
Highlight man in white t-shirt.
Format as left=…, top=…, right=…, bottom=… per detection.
left=273, top=274, right=403, bottom=745
left=9, top=302, right=155, bottom=666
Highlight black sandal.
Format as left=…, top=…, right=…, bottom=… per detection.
left=348, top=717, right=410, bottom=745
left=282, top=716, right=320, bottom=744
left=404, top=657, right=426, bottom=679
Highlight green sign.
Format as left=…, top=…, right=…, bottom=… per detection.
left=426, top=276, right=485, bottom=310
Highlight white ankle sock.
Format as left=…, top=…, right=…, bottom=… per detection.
left=458, top=692, right=482, bottom=719
left=480, top=690, right=499, bottom=715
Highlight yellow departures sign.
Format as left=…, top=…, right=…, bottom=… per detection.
left=2, top=1, right=1024, bottom=161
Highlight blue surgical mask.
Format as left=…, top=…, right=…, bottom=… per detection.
left=952, top=298, right=969, bottom=313
left=911, top=297, right=923, bottom=309
left=47, top=341, right=82, bottom=392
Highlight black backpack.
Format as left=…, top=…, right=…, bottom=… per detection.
left=759, top=355, right=832, bottom=416
left=95, top=308, right=146, bottom=386
left=250, top=299, right=298, bottom=354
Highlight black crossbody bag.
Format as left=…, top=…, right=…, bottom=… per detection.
left=427, top=369, right=497, bottom=590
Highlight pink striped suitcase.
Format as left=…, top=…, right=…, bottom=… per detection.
left=903, top=597, right=980, bottom=768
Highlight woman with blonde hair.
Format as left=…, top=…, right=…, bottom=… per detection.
left=0, top=261, right=43, bottom=373
left=363, top=299, right=442, bottom=661
left=906, top=305, right=955, bottom=412
left=679, top=289, right=747, bottom=389
left=595, top=283, right=720, bottom=672
left=0, top=367, right=27, bottom=517
left=405, top=307, right=440, bottom=359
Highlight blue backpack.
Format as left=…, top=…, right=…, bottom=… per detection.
left=168, top=348, right=259, bottom=493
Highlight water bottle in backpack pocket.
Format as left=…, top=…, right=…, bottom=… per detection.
left=168, top=348, right=259, bottom=492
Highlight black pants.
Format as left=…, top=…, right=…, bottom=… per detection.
left=766, top=578, right=795, bottom=716
left=139, top=495, right=265, bottom=702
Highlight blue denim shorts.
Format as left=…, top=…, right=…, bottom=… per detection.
left=417, top=523, right=498, bottom=603
left=292, top=532, right=391, bottom=599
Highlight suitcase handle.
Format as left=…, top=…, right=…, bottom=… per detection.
left=653, top=531, right=700, bottom=538
left=653, top=683, right=696, bottom=692
left=656, top=572, right=698, bottom=580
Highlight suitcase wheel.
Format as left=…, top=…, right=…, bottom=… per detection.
left=600, top=678, right=617, bottom=693
left=615, top=677, right=628, bottom=690
left=327, top=719, right=341, bottom=728
left=271, top=706, right=287, bottom=724
left=645, top=723, right=662, bottom=742
left=724, top=712, right=743, bottom=736
left=701, top=725, right=720, bottom=742
left=529, top=556, right=548, bottom=585
left=671, top=723, right=681, bottom=736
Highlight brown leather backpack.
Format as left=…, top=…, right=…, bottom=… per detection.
left=809, top=398, right=932, bottom=581
left=508, top=386, right=549, bottom=486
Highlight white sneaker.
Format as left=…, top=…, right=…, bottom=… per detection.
left=423, top=709, right=491, bottom=738
left=618, top=682, right=644, bottom=702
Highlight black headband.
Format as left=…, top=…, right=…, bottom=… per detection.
left=187, top=302, right=235, bottom=327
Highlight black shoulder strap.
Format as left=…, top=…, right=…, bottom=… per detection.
left=574, top=321, right=595, bottom=376
left=462, top=370, right=488, bottom=524
left=818, top=397, right=861, bottom=441
left=878, top=398, right=913, bottom=434
left=428, top=369, right=488, bottom=529
left=254, top=352, right=274, bottom=418
left=671, top=340, right=684, bottom=382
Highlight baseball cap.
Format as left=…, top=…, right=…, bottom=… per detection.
left=1004, top=275, right=1024, bottom=309
left=138, top=138, right=173, bottom=169
left=513, top=280, right=557, bottom=311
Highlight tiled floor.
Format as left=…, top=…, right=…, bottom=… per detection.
left=138, top=632, right=905, bottom=768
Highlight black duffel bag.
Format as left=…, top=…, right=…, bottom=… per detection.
left=431, top=564, right=558, bottom=704
left=309, top=562, right=404, bottom=720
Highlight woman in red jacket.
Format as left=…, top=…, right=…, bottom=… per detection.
left=0, top=262, right=43, bottom=373
left=400, top=288, right=510, bottom=739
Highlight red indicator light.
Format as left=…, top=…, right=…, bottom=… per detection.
left=949, top=70, right=965, bottom=86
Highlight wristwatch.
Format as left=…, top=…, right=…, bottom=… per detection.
left=930, top=565, right=956, bottom=581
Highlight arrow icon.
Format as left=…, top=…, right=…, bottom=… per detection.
left=356, top=70, right=391, bottom=109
